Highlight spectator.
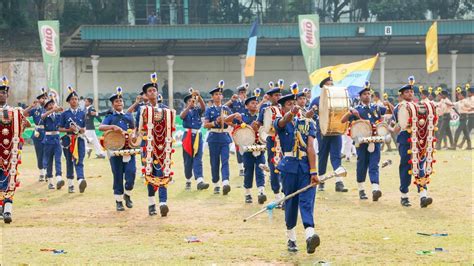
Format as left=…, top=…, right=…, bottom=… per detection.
left=147, top=12, right=158, bottom=25
left=79, top=96, right=86, bottom=111
left=85, top=98, right=106, bottom=159
left=162, top=80, right=169, bottom=100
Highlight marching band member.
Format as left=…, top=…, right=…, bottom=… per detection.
left=255, top=81, right=283, bottom=203
left=309, top=73, right=348, bottom=192
left=274, top=92, right=320, bottom=254
left=23, top=88, right=48, bottom=182
left=180, top=89, right=209, bottom=191
left=59, top=86, right=87, bottom=193
left=0, top=76, right=28, bottom=223
left=203, top=80, right=233, bottom=195
left=392, top=77, right=433, bottom=208
left=137, top=73, right=176, bottom=217
left=40, top=95, right=64, bottom=190
left=437, top=90, right=455, bottom=150
left=225, top=89, right=267, bottom=204
left=341, top=82, right=389, bottom=201
left=225, top=83, right=248, bottom=176
left=467, top=85, right=474, bottom=134
left=99, top=87, right=136, bottom=212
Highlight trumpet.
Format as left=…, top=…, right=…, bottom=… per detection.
left=188, top=87, right=198, bottom=104
left=67, top=117, right=82, bottom=135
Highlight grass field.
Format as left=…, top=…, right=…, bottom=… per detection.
left=0, top=145, right=472, bottom=265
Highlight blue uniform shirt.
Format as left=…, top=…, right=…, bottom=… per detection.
left=102, top=111, right=135, bottom=131
left=30, top=106, right=45, bottom=139
left=59, top=108, right=86, bottom=131
left=274, top=116, right=316, bottom=174
left=309, top=97, right=321, bottom=134
left=350, top=103, right=387, bottom=124
left=205, top=104, right=233, bottom=144
left=229, top=99, right=246, bottom=114
left=42, top=112, right=61, bottom=145
left=182, top=107, right=203, bottom=129
left=233, top=109, right=258, bottom=125
left=257, top=102, right=271, bottom=124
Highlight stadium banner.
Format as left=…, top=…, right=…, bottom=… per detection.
left=298, top=14, right=321, bottom=75
left=38, top=21, right=61, bottom=95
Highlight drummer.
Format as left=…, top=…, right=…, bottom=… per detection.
left=225, top=91, right=267, bottom=204
left=225, top=83, right=248, bottom=177
left=180, top=90, right=210, bottom=191
left=203, top=80, right=233, bottom=195
left=98, top=87, right=136, bottom=212
left=341, top=81, right=389, bottom=201
left=392, top=76, right=433, bottom=208
left=255, top=80, right=283, bottom=204
left=309, top=72, right=348, bottom=192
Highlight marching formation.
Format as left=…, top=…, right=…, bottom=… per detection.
left=0, top=71, right=472, bottom=254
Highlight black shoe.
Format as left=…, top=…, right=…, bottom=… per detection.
left=257, top=194, right=267, bottom=204
left=318, top=183, right=325, bottom=191
left=239, top=169, right=245, bottom=177
left=96, top=154, right=106, bottom=159
left=335, top=181, right=348, bottom=192
left=116, top=201, right=125, bottom=211
left=160, top=204, right=169, bottom=217
left=39, top=175, right=45, bottom=182
left=56, top=180, right=65, bottom=190
left=68, top=186, right=75, bottom=193
left=3, top=212, right=12, bottom=224
left=197, top=181, right=209, bottom=190
left=87, top=149, right=92, bottom=159
left=372, top=190, right=382, bottom=201
left=48, top=183, right=55, bottom=190
left=214, top=187, right=220, bottom=194
left=0, top=206, right=3, bottom=218
left=79, top=179, right=87, bottom=193
left=124, top=194, right=133, bottom=208
left=245, top=195, right=253, bottom=203
left=306, top=234, right=321, bottom=254
left=287, top=240, right=298, bottom=252
left=148, top=204, right=157, bottom=216
left=359, top=190, right=368, bottom=200
left=420, top=197, right=433, bottom=208
left=185, top=182, right=191, bottom=191
left=400, top=197, right=411, bottom=207
left=223, top=184, right=231, bottom=195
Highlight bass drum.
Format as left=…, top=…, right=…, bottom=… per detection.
left=258, top=127, right=268, bottom=144
left=350, top=120, right=372, bottom=141
left=262, top=106, right=281, bottom=136
left=319, top=86, right=350, bottom=136
left=232, top=126, right=256, bottom=147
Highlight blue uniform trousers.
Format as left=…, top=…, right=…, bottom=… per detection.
left=32, top=135, right=44, bottom=170
left=63, top=137, right=86, bottom=180
left=182, top=131, right=204, bottom=180
left=109, top=155, right=136, bottom=195
left=281, top=165, right=316, bottom=230
left=356, top=143, right=381, bottom=184
left=43, top=143, right=62, bottom=178
left=318, top=135, right=342, bottom=176
left=146, top=163, right=168, bottom=203
left=243, top=152, right=265, bottom=189
left=266, top=136, right=281, bottom=194
left=208, top=142, right=230, bottom=183
left=0, top=172, right=13, bottom=204
left=398, top=143, right=412, bottom=193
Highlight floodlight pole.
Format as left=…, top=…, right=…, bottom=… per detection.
left=91, top=55, right=100, bottom=110
left=379, top=52, right=386, bottom=96
left=167, top=55, right=175, bottom=110
left=450, top=50, right=458, bottom=102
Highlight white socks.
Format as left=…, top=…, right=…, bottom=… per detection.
left=48, top=178, right=53, bottom=185
left=213, top=182, right=219, bottom=188
left=275, top=193, right=282, bottom=201
left=159, top=202, right=167, bottom=206
left=56, top=176, right=63, bottom=182
left=238, top=163, right=244, bottom=170
left=357, top=182, right=365, bottom=191
left=372, top=183, right=380, bottom=191
left=305, top=227, right=315, bottom=239
left=286, top=228, right=296, bottom=241
left=222, top=180, right=229, bottom=186
left=67, top=179, right=74, bottom=187
left=401, top=193, right=409, bottom=199
left=4, top=202, right=12, bottom=213
left=419, top=189, right=428, bottom=198
left=114, top=194, right=123, bottom=202
left=125, top=190, right=132, bottom=196
left=40, top=169, right=46, bottom=176
left=245, top=188, right=251, bottom=196
left=196, top=177, right=204, bottom=183
left=148, top=196, right=156, bottom=206
left=258, top=186, right=265, bottom=194
left=335, top=176, right=343, bottom=182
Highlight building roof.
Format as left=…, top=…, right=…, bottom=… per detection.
left=62, top=19, right=473, bottom=57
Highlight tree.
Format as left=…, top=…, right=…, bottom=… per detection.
left=427, top=0, right=473, bottom=19
left=368, top=0, right=427, bottom=21
left=316, top=0, right=353, bottom=22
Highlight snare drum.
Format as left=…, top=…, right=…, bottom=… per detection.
left=101, top=130, right=126, bottom=151
left=258, top=127, right=268, bottom=144
left=232, top=126, right=256, bottom=147
left=350, top=120, right=372, bottom=141
left=375, top=122, right=390, bottom=137
left=319, top=86, right=350, bottom=136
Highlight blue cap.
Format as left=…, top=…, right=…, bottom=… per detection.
left=183, top=94, right=192, bottom=103
left=36, top=88, right=48, bottom=100
left=277, top=94, right=295, bottom=105
left=266, top=87, right=281, bottom=95
left=209, top=87, right=223, bottom=95
left=244, top=96, right=257, bottom=105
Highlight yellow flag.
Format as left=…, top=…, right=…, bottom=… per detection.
left=425, top=22, right=438, bottom=74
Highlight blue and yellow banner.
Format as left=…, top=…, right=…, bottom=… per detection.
left=244, top=19, right=258, bottom=77
left=310, top=54, right=379, bottom=99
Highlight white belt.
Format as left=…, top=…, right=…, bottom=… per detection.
left=35, top=125, right=44, bottom=129
left=185, top=128, right=200, bottom=134
left=209, top=128, right=225, bottom=133
left=45, top=131, right=59, bottom=135
left=283, top=151, right=307, bottom=157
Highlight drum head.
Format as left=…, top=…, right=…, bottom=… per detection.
left=233, top=126, right=255, bottom=147
left=376, top=122, right=390, bottom=136
left=103, top=130, right=125, bottom=151
left=258, top=127, right=268, bottom=144
left=319, top=86, right=350, bottom=136
left=263, top=107, right=279, bottom=135
left=350, top=120, right=372, bottom=140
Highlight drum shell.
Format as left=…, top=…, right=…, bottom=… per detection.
left=319, top=86, right=350, bottom=136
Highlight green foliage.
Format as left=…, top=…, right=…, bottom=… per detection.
left=368, top=0, right=428, bottom=21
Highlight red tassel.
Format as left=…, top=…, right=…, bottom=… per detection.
left=433, top=160, right=436, bottom=163
left=271, top=136, right=276, bottom=141
left=408, top=159, right=412, bottom=164
left=407, top=138, right=411, bottom=143
left=141, top=168, right=146, bottom=174
left=433, top=138, right=437, bottom=142
left=170, top=171, right=174, bottom=176
left=18, top=160, right=21, bottom=164
left=171, top=148, right=175, bottom=153
left=19, top=137, right=24, bottom=143
left=143, top=124, right=148, bottom=130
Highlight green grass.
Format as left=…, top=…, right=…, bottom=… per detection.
left=0, top=145, right=472, bottom=264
